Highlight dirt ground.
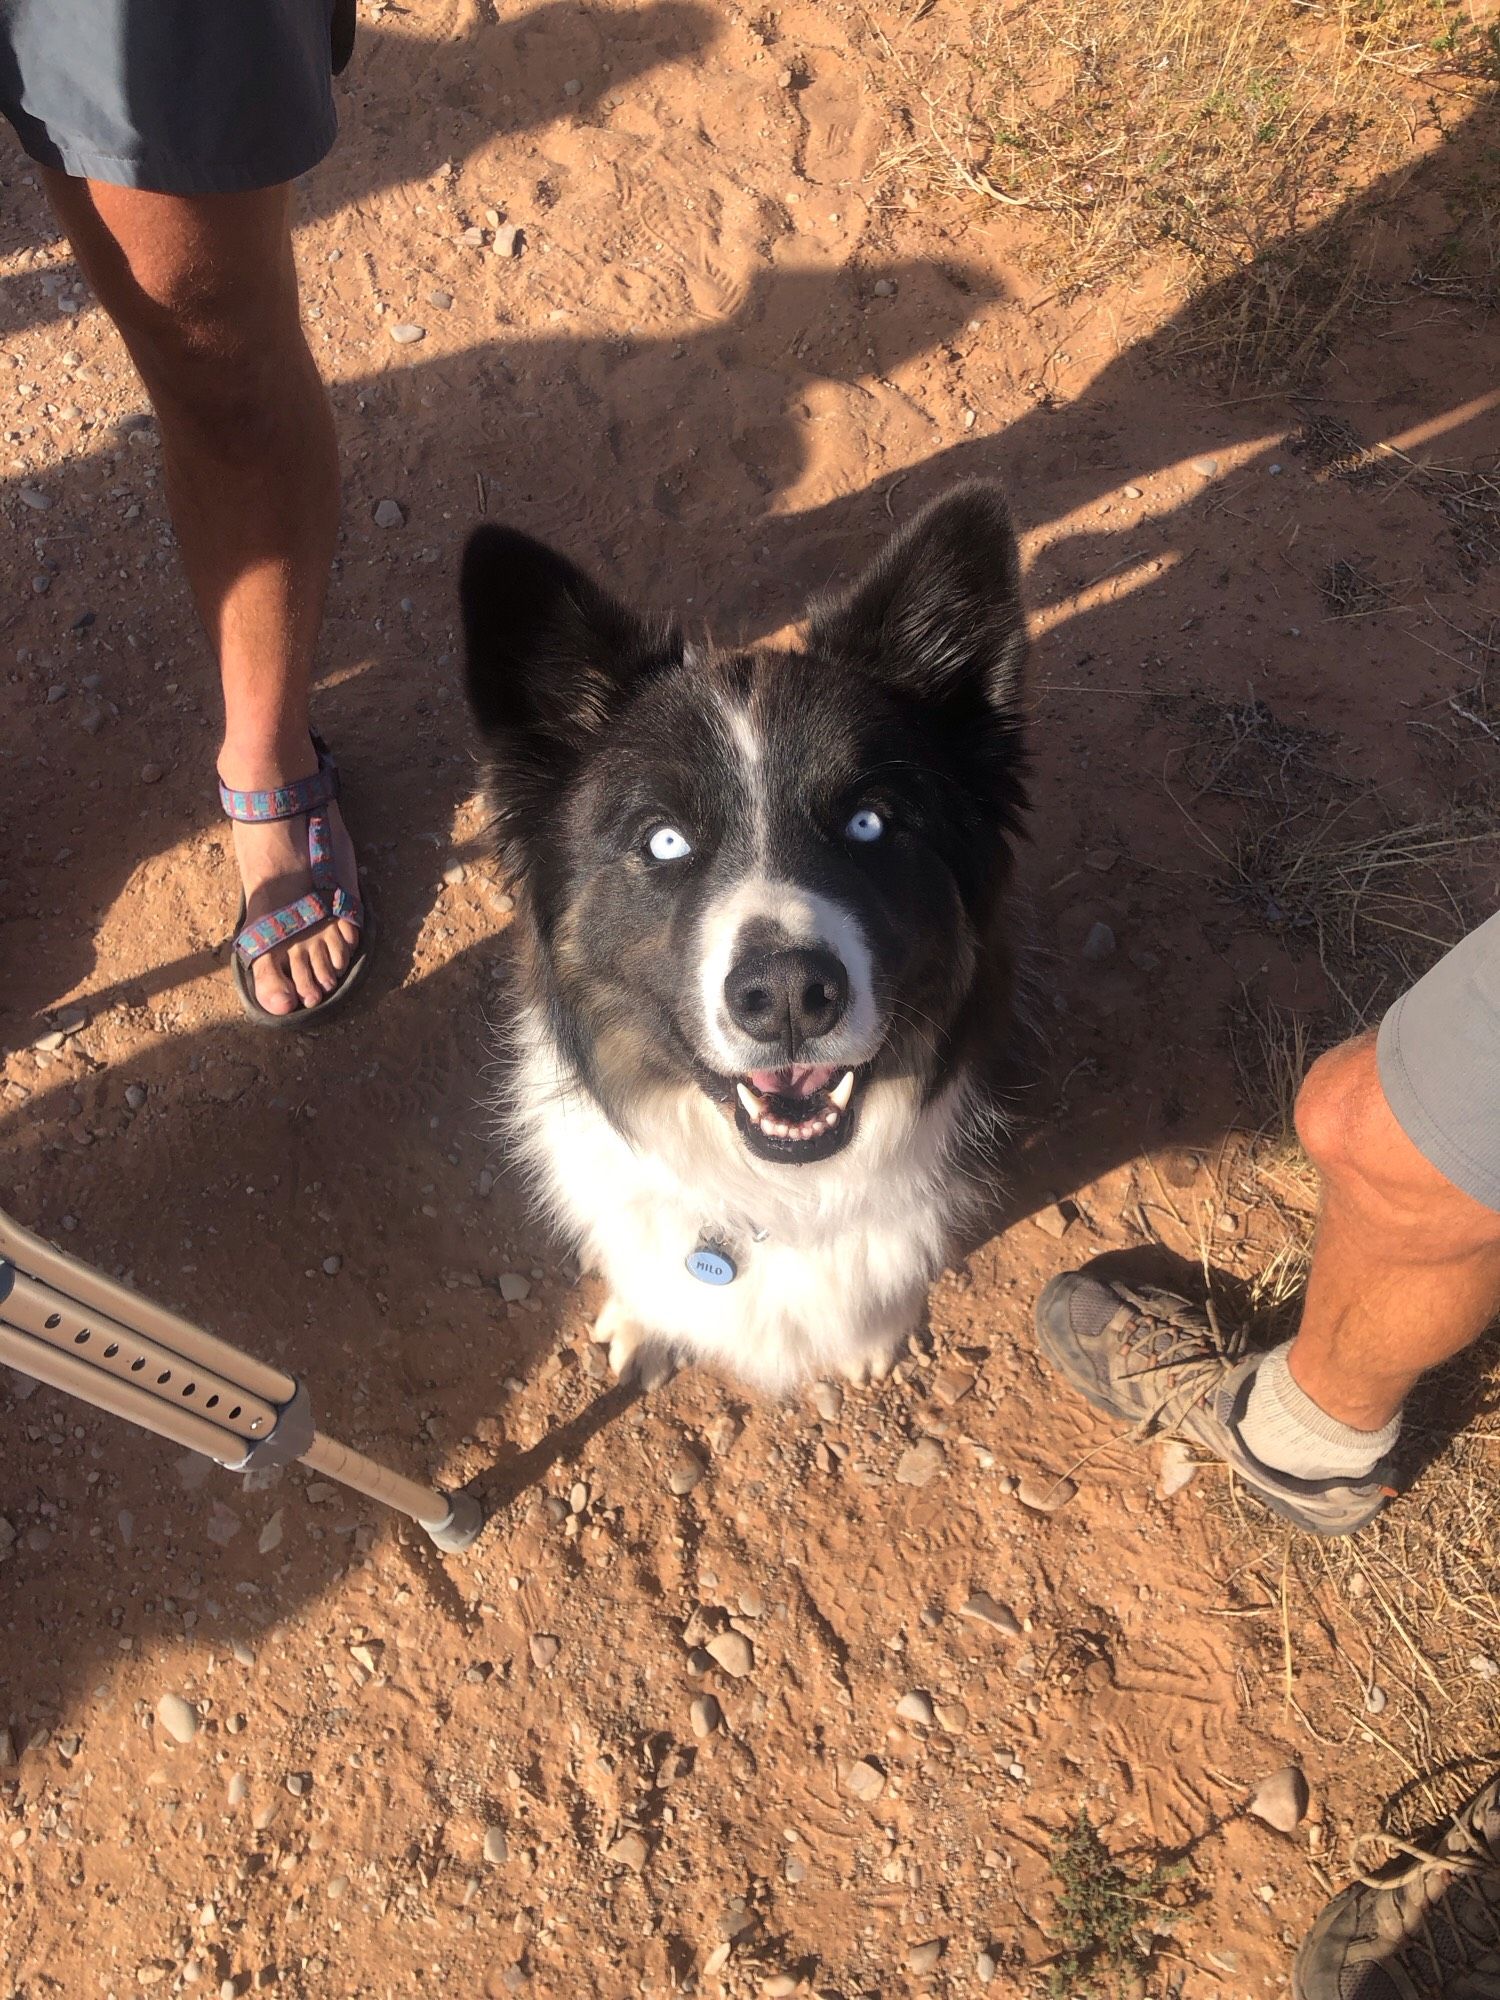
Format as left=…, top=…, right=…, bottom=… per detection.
left=3, top=2, right=1500, bottom=1996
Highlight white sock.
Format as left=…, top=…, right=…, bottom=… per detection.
left=1236, top=1342, right=1399, bottom=1481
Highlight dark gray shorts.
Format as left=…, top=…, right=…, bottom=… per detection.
left=1378, top=910, right=1500, bottom=1212
left=0, top=0, right=352, bottom=195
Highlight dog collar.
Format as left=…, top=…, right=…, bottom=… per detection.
left=685, top=1220, right=769, bottom=1286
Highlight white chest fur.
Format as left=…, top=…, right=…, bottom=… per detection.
left=506, top=1006, right=975, bottom=1392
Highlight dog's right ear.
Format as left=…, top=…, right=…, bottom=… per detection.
left=461, top=524, right=681, bottom=762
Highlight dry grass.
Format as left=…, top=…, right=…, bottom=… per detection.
left=871, top=0, right=1498, bottom=380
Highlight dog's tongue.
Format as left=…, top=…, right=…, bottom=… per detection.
left=748, top=1064, right=839, bottom=1099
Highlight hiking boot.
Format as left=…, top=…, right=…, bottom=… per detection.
left=1293, top=1773, right=1500, bottom=1999
left=1033, top=1263, right=1393, bottom=1537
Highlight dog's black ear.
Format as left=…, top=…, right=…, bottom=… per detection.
left=461, top=524, right=680, bottom=758
left=805, top=481, right=1026, bottom=717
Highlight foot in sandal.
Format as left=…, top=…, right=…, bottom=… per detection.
left=218, top=736, right=371, bottom=1025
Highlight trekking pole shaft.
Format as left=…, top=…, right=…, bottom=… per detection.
left=300, top=1431, right=459, bottom=1529
left=0, top=1319, right=246, bottom=1465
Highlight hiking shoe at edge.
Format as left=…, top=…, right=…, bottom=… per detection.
left=1033, top=1264, right=1393, bottom=1538
left=1293, top=1773, right=1500, bottom=2000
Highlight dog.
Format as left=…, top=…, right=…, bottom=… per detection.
left=461, top=481, right=1031, bottom=1393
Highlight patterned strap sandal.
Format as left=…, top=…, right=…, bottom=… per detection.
left=218, top=737, right=374, bottom=1028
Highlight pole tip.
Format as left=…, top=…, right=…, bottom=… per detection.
left=424, top=1488, right=485, bottom=1554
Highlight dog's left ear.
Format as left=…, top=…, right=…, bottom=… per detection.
left=805, top=481, right=1026, bottom=717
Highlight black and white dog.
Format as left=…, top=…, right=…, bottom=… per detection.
left=461, top=483, right=1030, bottom=1392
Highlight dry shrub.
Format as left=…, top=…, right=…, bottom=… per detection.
left=873, top=0, right=1499, bottom=378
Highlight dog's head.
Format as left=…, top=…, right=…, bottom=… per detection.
left=461, top=483, right=1028, bottom=1166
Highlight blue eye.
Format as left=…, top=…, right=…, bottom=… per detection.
left=647, top=825, right=693, bottom=862
left=844, top=807, right=884, bottom=844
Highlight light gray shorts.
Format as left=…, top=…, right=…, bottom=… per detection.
left=1378, top=910, right=1500, bottom=1213
left=0, top=0, right=352, bottom=195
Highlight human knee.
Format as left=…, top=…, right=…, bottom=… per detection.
left=1293, top=1033, right=1383, bottom=1182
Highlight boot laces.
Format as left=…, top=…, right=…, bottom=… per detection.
left=1111, top=1283, right=1250, bottom=1440
left=1350, top=1782, right=1500, bottom=1981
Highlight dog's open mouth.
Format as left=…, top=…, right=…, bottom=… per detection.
left=731, top=1063, right=860, bottom=1164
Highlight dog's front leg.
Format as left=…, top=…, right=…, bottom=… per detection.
left=591, top=1295, right=676, bottom=1391
left=837, top=1288, right=926, bottom=1386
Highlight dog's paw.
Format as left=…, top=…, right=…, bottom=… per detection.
left=838, top=1345, right=897, bottom=1386
left=593, top=1299, right=676, bottom=1390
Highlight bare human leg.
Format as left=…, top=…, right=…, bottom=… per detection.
left=43, top=171, right=356, bottom=1016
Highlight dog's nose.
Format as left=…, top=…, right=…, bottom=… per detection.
left=724, top=946, right=849, bottom=1051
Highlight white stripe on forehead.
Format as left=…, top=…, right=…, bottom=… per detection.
left=720, top=693, right=767, bottom=864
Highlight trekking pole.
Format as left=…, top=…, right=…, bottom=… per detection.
left=0, top=1209, right=484, bottom=1554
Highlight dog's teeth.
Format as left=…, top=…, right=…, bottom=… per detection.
left=736, top=1081, right=766, bottom=1120
left=829, top=1069, right=856, bottom=1111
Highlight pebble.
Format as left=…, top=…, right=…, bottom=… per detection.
left=24, top=1524, right=51, bottom=1551
left=529, top=1633, right=561, bottom=1669
left=810, top=1380, right=843, bottom=1422
left=1085, top=847, right=1120, bottom=872
left=18, top=485, right=51, bottom=510
left=125, top=1083, right=147, bottom=1110
left=498, top=1272, right=531, bottom=1302
left=227, top=1773, right=248, bottom=1807
left=763, top=1979, right=798, bottom=1998
left=569, top=1482, right=589, bottom=1514
left=896, top=1690, right=936, bottom=1728
left=140, top=762, right=164, bottom=785
left=930, top=1363, right=975, bottom=1408
left=934, top=1700, right=969, bottom=1734
left=32, top=573, right=51, bottom=595
left=845, top=1758, right=885, bottom=1802
left=1031, top=1200, right=1074, bottom=1239
left=156, top=1693, right=199, bottom=1745
left=230, top=1639, right=256, bottom=1667
left=1122, top=483, right=1143, bottom=499
left=895, top=1438, right=945, bottom=1488
left=1157, top=1439, right=1198, bottom=1497
left=976, top=1949, right=997, bottom=1984
left=442, top=861, right=467, bottom=887
left=493, top=224, right=522, bottom=258
left=428, top=288, right=454, bottom=309
left=690, top=1694, right=722, bottom=1738
left=706, top=1630, right=754, bottom=1678
left=872, top=277, right=897, bottom=297
left=1015, top=1472, right=1077, bottom=1513
left=257, top=1509, right=284, bottom=1555
left=321, top=1255, right=342, bottom=1277
left=372, top=498, right=405, bottom=529
left=563, top=76, right=583, bottom=95
left=33, top=1030, right=65, bottom=1053
left=389, top=323, right=426, bottom=343
left=285, top=1772, right=309, bottom=1797
left=477, top=1168, right=496, bottom=1197
left=960, top=1593, right=1021, bottom=1636
left=607, top=1830, right=648, bottom=1871
left=1247, top=1764, right=1309, bottom=1833
left=908, top=1940, right=944, bottom=1974
left=484, top=1825, right=508, bottom=1864
left=1192, top=456, right=1219, bottom=476
left=667, top=1449, right=705, bottom=1496
left=1081, top=920, right=1117, bottom=962
left=737, top=1586, right=767, bottom=1618
left=1469, top=1652, right=1500, bottom=1681
left=1365, top=1685, right=1388, bottom=1715
left=46, top=682, right=67, bottom=704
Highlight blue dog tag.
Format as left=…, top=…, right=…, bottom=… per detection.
left=686, top=1246, right=736, bottom=1286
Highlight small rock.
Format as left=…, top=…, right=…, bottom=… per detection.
left=930, top=1363, right=975, bottom=1408
left=139, top=761, right=164, bottom=785
left=1085, top=847, right=1120, bottom=872
left=493, top=224, right=522, bottom=258
left=33, top=1030, right=65, bottom=1053
left=477, top=1168, right=496, bottom=1197
left=156, top=1693, right=199, bottom=1745
left=125, top=1084, right=147, bottom=1110
left=810, top=1380, right=843, bottom=1422
left=934, top=1700, right=969, bottom=1734
left=31, top=572, right=52, bottom=595
left=137, top=1968, right=168, bottom=1988
left=703, top=1944, right=732, bottom=1977
left=1247, top=1764, right=1309, bottom=1833
left=976, top=1949, right=998, bottom=1984
left=483, top=1825, right=508, bottom=1865
left=1081, top=920, right=1117, bottom=962
left=1192, top=456, right=1219, bottom=476
left=257, top=1509, right=284, bottom=1554
left=442, top=861, right=467, bottom=887
left=563, top=76, right=584, bottom=95
left=667, top=1449, right=705, bottom=1496
left=896, top=1690, right=936, bottom=1727
left=321, top=1255, right=342, bottom=1277
left=908, top=1940, right=944, bottom=1974
left=230, top=1639, right=255, bottom=1667
left=1469, top=1652, right=1500, bottom=1681
left=46, top=682, right=67, bottom=704
left=428, top=289, right=454, bottom=309
left=706, top=1630, right=753, bottom=1678
left=1157, top=1439, right=1198, bottom=1497
left=207, top=1503, right=242, bottom=1546
left=690, top=1694, right=721, bottom=1738
left=1122, top=483, right=1143, bottom=499
left=461, top=224, right=486, bottom=245
left=304, top=1481, right=337, bottom=1505
left=737, top=1585, right=767, bottom=1618
left=872, top=277, right=897, bottom=297
left=845, top=1758, right=885, bottom=1802
left=895, top=1438, right=945, bottom=1488
left=763, top=1979, right=798, bottom=1999
left=1016, top=1472, right=1077, bottom=1513
left=960, top=1593, right=1022, bottom=1636
left=529, top=1633, right=560, bottom=1669
left=607, top=1829, right=648, bottom=1871
left=0, top=1729, right=14, bottom=1767
left=285, top=1772, right=309, bottom=1797
left=498, top=1272, right=531, bottom=1302
left=0, top=1517, right=13, bottom=1550
left=18, top=485, right=51, bottom=510
left=1031, top=1200, right=1074, bottom=1239
left=373, top=499, right=405, bottom=529
left=1365, top=1685, right=1388, bottom=1715
left=569, top=1482, right=589, bottom=1514
left=388, top=323, right=426, bottom=344
left=227, top=1773, right=249, bottom=1807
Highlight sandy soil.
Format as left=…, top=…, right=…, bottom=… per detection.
left=3, top=3, right=1499, bottom=1995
